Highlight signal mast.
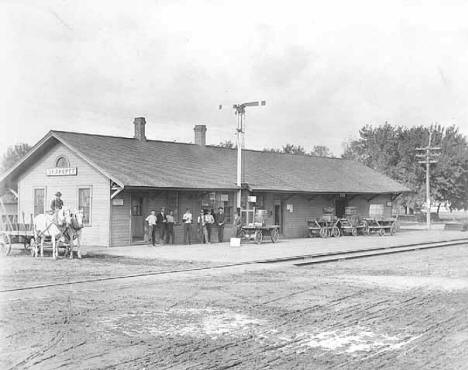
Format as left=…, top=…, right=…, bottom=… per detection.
left=219, top=100, right=266, bottom=209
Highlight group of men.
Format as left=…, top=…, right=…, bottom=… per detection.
left=145, top=208, right=176, bottom=246
left=146, top=206, right=240, bottom=246
left=195, top=207, right=225, bottom=244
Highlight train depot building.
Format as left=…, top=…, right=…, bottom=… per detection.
left=0, top=118, right=408, bottom=247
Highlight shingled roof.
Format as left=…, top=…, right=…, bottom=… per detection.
left=1, top=130, right=410, bottom=194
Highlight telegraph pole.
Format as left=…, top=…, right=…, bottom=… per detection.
left=416, top=131, right=441, bottom=230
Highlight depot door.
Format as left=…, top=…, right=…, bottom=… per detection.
left=131, top=195, right=144, bottom=241
left=335, top=198, right=347, bottom=218
left=274, top=203, right=283, bottom=233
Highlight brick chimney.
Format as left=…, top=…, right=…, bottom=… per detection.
left=133, top=117, right=146, bottom=141
left=194, top=125, right=207, bottom=146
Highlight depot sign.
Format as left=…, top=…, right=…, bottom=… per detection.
left=46, top=167, right=78, bottom=176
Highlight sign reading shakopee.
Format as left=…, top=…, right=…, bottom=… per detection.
left=46, top=167, right=78, bottom=176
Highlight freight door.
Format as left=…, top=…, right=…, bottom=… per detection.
left=131, top=195, right=144, bottom=241
left=335, top=198, right=347, bottom=218
left=274, top=203, right=283, bottom=233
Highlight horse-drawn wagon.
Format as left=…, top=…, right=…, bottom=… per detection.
left=0, top=202, right=84, bottom=258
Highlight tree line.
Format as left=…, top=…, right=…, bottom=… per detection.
left=217, top=124, right=468, bottom=211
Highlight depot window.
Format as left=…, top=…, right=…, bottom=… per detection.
left=56, top=156, right=70, bottom=168
left=34, top=188, right=46, bottom=216
left=78, top=187, right=92, bottom=226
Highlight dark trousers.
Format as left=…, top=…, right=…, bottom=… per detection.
left=166, top=223, right=175, bottom=244
left=218, top=225, right=224, bottom=242
left=183, top=223, right=191, bottom=244
left=150, top=225, right=156, bottom=245
left=160, top=224, right=166, bottom=243
left=207, top=224, right=212, bottom=242
left=199, top=225, right=208, bottom=243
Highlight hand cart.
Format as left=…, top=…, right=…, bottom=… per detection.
left=307, top=216, right=340, bottom=238
left=338, top=207, right=369, bottom=236
left=240, top=224, right=280, bottom=244
left=363, top=218, right=397, bottom=236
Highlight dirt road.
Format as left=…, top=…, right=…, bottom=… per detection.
left=1, top=245, right=468, bottom=369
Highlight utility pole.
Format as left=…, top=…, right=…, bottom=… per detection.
left=219, top=100, right=266, bottom=210
left=416, top=131, right=441, bottom=230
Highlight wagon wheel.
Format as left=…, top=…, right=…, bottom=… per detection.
left=331, top=226, right=341, bottom=238
left=239, top=229, right=246, bottom=240
left=270, top=228, right=279, bottom=243
left=319, top=227, right=328, bottom=238
left=308, top=229, right=314, bottom=238
left=0, top=233, right=12, bottom=257
left=351, top=227, right=358, bottom=237
left=23, top=237, right=33, bottom=251
left=255, top=231, right=263, bottom=244
left=378, top=228, right=385, bottom=237
left=362, top=221, right=370, bottom=236
left=29, top=237, right=36, bottom=256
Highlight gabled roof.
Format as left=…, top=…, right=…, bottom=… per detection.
left=0, top=130, right=410, bottom=194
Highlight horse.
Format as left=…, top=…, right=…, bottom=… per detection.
left=32, top=208, right=69, bottom=259
left=65, top=209, right=84, bottom=259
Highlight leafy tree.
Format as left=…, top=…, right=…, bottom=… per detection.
left=281, top=144, right=306, bottom=155
left=1, top=143, right=32, bottom=174
left=342, top=123, right=468, bottom=212
left=310, top=145, right=334, bottom=157
left=216, top=140, right=235, bottom=149
left=263, top=144, right=333, bottom=157
left=262, top=147, right=282, bottom=153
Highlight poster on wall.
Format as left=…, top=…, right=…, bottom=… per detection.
left=112, top=198, right=124, bottom=206
left=286, top=204, right=294, bottom=212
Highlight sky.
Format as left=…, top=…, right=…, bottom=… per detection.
left=1, top=0, right=468, bottom=156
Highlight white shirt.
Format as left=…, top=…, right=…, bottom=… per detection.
left=183, top=212, right=192, bottom=223
left=145, top=214, right=157, bottom=225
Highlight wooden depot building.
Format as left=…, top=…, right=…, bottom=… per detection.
left=0, top=117, right=409, bottom=247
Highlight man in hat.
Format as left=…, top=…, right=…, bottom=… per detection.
left=215, top=207, right=225, bottom=243
left=50, top=192, right=64, bottom=212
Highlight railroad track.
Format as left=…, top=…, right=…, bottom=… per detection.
left=278, top=238, right=468, bottom=266
left=1, top=238, right=467, bottom=293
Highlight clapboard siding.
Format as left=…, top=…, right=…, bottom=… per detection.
left=261, top=193, right=393, bottom=238
left=349, top=195, right=393, bottom=218
left=18, top=143, right=110, bottom=247
left=110, top=191, right=131, bottom=246
left=121, top=190, right=237, bottom=245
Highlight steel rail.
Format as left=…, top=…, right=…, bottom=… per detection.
left=1, top=238, right=467, bottom=293
left=294, top=239, right=468, bottom=266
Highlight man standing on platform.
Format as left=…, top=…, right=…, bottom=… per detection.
left=234, top=211, right=243, bottom=237
left=215, top=207, right=225, bottom=243
left=156, top=207, right=167, bottom=244
left=182, top=208, right=192, bottom=244
left=165, top=210, right=175, bottom=244
left=145, top=210, right=157, bottom=246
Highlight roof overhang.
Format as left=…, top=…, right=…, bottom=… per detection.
left=123, top=186, right=238, bottom=192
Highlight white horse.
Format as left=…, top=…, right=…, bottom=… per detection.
left=65, top=209, right=84, bottom=259
left=32, top=208, right=69, bottom=259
